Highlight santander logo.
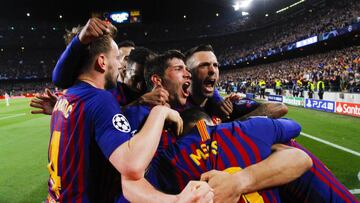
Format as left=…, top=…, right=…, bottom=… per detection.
left=336, top=102, right=360, bottom=117
left=336, top=104, right=343, bottom=113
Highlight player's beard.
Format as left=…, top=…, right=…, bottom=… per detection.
left=104, top=70, right=117, bottom=90
left=192, top=77, right=213, bottom=100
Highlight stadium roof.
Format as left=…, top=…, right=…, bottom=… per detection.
left=1, top=0, right=324, bottom=24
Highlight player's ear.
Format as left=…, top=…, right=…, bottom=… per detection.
left=95, top=54, right=106, bottom=73
left=150, top=74, right=162, bottom=87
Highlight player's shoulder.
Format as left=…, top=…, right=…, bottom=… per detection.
left=87, top=90, right=119, bottom=112
left=235, top=116, right=275, bottom=130
left=124, top=104, right=151, bottom=115
left=68, top=82, right=117, bottom=105
left=93, top=88, right=116, bottom=100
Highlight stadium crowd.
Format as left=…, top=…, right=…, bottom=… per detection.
left=3, top=44, right=359, bottom=95
left=217, top=0, right=360, bottom=66
left=1, top=0, right=359, bottom=97
left=0, top=48, right=58, bottom=80
left=219, top=45, right=360, bottom=94
left=0, top=82, right=55, bottom=96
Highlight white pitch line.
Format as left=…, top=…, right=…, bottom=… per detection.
left=0, top=113, right=26, bottom=120
left=349, top=189, right=360, bottom=194
left=300, top=132, right=360, bottom=157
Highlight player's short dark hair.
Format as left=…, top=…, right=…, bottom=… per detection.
left=180, top=107, right=212, bottom=135
left=184, top=44, right=214, bottom=62
left=80, top=24, right=118, bottom=72
left=144, top=50, right=185, bottom=91
left=128, top=47, right=156, bottom=67
left=117, top=40, right=135, bottom=49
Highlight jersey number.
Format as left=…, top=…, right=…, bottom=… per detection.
left=47, top=131, right=61, bottom=198
left=224, top=167, right=264, bottom=203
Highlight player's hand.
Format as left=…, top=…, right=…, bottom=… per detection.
left=163, top=107, right=183, bottom=136
left=176, top=181, right=214, bottom=203
left=78, top=17, right=111, bottom=44
left=140, top=86, right=169, bottom=106
left=225, top=93, right=246, bottom=102
left=200, top=170, right=241, bottom=203
left=217, top=98, right=233, bottom=121
left=30, top=88, right=58, bottom=115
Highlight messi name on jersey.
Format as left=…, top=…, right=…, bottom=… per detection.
left=190, top=141, right=218, bottom=166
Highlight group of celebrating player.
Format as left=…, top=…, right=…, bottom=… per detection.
left=30, top=18, right=357, bottom=203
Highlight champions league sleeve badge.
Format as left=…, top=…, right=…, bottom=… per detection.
left=112, top=114, right=131, bottom=133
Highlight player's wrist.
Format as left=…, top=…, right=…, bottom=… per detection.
left=233, top=169, right=254, bottom=194
left=173, top=193, right=182, bottom=203
left=151, top=105, right=168, bottom=119
left=138, top=95, right=146, bottom=105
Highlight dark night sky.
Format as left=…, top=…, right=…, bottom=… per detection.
left=0, top=0, right=317, bottom=24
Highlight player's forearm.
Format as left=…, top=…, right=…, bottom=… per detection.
left=233, top=146, right=312, bottom=194
left=52, top=35, right=86, bottom=88
left=122, top=176, right=177, bottom=203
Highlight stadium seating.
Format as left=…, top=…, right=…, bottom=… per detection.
left=0, top=0, right=359, bottom=95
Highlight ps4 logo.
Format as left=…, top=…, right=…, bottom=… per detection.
left=305, top=99, right=335, bottom=112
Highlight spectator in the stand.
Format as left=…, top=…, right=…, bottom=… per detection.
left=292, top=80, right=300, bottom=97
left=298, top=80, right=304, bottom=98
left=275, top=79, right=282, bottom=95
left=259, top=79, right=266, bottom=99
left=317, top=77, right=325, bottom=100
left=307, top=80, right=315, bottom=99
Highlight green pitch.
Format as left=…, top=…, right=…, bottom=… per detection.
left=0, top=98, right=359, bottom=202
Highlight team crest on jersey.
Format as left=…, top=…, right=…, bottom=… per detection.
left=112, top=114, right=131, bottom=133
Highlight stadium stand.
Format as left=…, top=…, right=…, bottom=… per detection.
left=0, top=0, right=359, bottom=96
left=219, top=45, right=360, bottom=93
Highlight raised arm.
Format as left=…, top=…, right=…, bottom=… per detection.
left=53, top=18, right=110, bottom=88
left=109, top=105, right=183, bottom=180
left=52, top=35, right=85, bottom=88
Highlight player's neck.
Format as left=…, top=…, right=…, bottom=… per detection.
left=192, top=94, right=208, bottom=108
left=78, top=73, right=105, bottom=89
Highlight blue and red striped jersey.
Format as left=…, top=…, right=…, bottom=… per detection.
left=230, top=98, right=260, bottom=119
left=47, top=81, right=133, bottom=203
left=146, top=117, right=301, bottom=203
left=124, top=104, right=177, bottom=153
left=185, top=91, right=260, bottom=120
left=280, top=140, right=358, bottom=203
left=108, top=82, right=142, bottom=106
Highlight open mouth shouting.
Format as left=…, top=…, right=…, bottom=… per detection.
left=182, top=81, right=191, bottom=98
left=203, top=77, right=216, bottom=94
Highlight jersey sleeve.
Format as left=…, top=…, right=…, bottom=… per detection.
left=123, top=105, right=151, bottom=132
left=52, top=35, right=87, bottom=88
left=231, top=98, right=260, bottom=119
left=211, top=88, right=224, bottom=103
left=240, top=117, right=301, bottom=145
left=271, top=118, right=301, bottom=143
left=91, top=91, right=132, bottom=158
